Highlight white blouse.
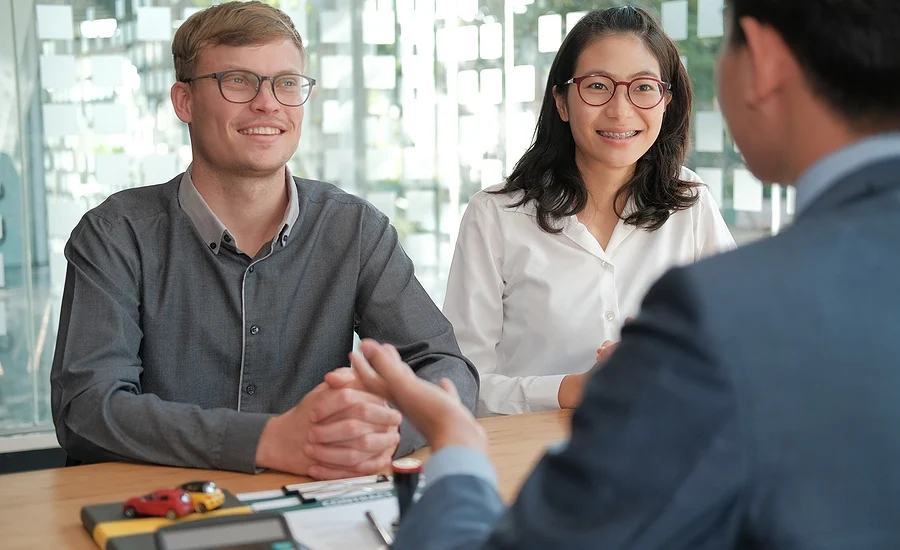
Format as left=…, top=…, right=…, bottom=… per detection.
left=442, top=167, right=736, bottom=416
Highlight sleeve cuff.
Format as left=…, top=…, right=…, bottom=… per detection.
left=526, top=374, right=567, bottom=411
left=220, top=412, right=274, bottom=473
left=425, top=446, right=498, bottom=488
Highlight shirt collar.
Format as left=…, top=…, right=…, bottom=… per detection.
left=795, top=132, right=900, bottom=215
left=178, top=164, right=300, bottom=254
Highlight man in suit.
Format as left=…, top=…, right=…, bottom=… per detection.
left=348, top=0, right=900, bottom=547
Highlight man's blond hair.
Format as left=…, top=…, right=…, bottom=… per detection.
left=172, top=1, right=305, bottom=82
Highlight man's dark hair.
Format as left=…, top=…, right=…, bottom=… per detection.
left=726, top=0, right=900, bottom=130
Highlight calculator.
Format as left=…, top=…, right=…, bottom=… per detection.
left=155, top=513, right=313, bottom=550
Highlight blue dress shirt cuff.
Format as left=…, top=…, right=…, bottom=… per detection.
left=425, top=446, right=498, bottom=488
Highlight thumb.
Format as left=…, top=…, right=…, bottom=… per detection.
left=323, top=367, right=356, bottom=388
left=359, top=339, right=412, bottom=387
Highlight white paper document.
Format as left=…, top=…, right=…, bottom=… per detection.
left=43, top=104, right=79, bottom=139
left=364, top=56, right=396, bottom=89
left=286, top=493, right=398, bottom=550
left=697, top=0, right=725, bottom=38
left=480, top=68, right=503, bottom=105
left=479, top=22, right=502, bottom=60
left=455, top=25, right=480, bottom=62
left=695, top=111, right=725, bottom=152
left=136, top=7, right=171, bottom=41
left=694, top=167, right=724, bottom=206
left=40, top=55, right=77, bottom=90
left=320, top=11, right=351, bottom=44
left=36, top=5, right=74, bottom=40
left=363, top=11, right=396, bottom=44
left=91, top=55, right=126, bottom=88
left=92, top=103, right=128, bottom=134
left=507, top=65, right=536, bottom=103
left=537, top=14, right=562, bottom=53
left=733, top=168, right=764, bottom=212
left=661, top=0, right=688, bottom=41
left=320, top=55, right=353, bottom=89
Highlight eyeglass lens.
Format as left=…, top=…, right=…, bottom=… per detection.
left=578, top=75, right=664, bottom=108
left=217, top=70, right=312, bottom=106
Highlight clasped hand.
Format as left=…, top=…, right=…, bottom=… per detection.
left=256, top=367, right=402, bottom=480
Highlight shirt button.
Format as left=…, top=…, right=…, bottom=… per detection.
left=605, top=311, right=616, bottom=321
left=248, top=265, right=255, bottom=273
left=223, top=234, right=232, bottom=243
left=209, top=242, right=217, bottom=250
left=250, top=325, right=260, bottom=335
left=245, top=384, right=256, bottom=395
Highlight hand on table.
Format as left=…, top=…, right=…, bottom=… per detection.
left=594, top=316, right=632, bottom=363
left=560, top=317, right=633, bottom=409
left=255, top=367, right=402, bottom=480
left=595, top=340, right=619, bottom=363
left=348, top=339, right=487, bottom=454
left=560, top=342, right=619, bottom=409
left=557, top=372, right=589, bottom=409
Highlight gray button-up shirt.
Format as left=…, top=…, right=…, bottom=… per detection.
left=50, top=169, right=478, bottom=473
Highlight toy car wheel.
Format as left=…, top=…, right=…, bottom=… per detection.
left=124, top=507, right=137, bottom=518
left=196, top=503, right=208, bottom=513
left=166, top=509, right=178, bottom=520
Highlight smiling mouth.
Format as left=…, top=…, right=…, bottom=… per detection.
left=239, top=127, right=284, bottom=135
left=597, top=130, right=640, bottom=139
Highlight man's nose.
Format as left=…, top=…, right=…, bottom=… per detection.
left=250, top=81, right=281, bottom=112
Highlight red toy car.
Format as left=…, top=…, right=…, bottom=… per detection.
left=123, top=489, right=194, bottom=520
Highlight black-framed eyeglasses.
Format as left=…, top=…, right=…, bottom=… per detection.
left=182, top=70, right=316, bottom=107
left=560, top=74, right=671, bottom=109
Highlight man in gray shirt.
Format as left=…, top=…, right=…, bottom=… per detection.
left=50, top=1, right=477, bottom=479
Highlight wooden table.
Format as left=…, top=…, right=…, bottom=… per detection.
left=0, top=409, right=571, bottom=549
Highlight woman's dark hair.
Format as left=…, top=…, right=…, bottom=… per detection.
left=496, top=6, right=697, bottom=233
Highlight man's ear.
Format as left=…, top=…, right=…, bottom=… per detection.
left=553, top=85, right=569, bottom=122
left=171, top=82, right=193, bottom=124
left=739, top=16, right=794, bottom=106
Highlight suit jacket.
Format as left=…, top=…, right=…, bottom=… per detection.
left=394, top=155, right=900, bottom=550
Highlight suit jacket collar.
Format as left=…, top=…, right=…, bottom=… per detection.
left=798, top=156, right=900, bottom=220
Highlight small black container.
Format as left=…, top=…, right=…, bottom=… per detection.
left=391, top=457, right=422, bottom=526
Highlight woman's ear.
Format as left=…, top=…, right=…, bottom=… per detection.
left=553, top=85, right=570, bottom=122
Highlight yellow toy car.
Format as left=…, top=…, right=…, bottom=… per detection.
left=178, top=481, right=225, bottom=513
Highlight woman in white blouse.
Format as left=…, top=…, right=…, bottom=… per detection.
left=443, top=6, right=736, bottom=417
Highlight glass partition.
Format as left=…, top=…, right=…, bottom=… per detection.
left=0, top=0, right=791, bottom=439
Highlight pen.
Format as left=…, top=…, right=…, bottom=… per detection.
left=283, top=474, right=388, bottom=496
left=365, top=510, right=394, bottom=547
